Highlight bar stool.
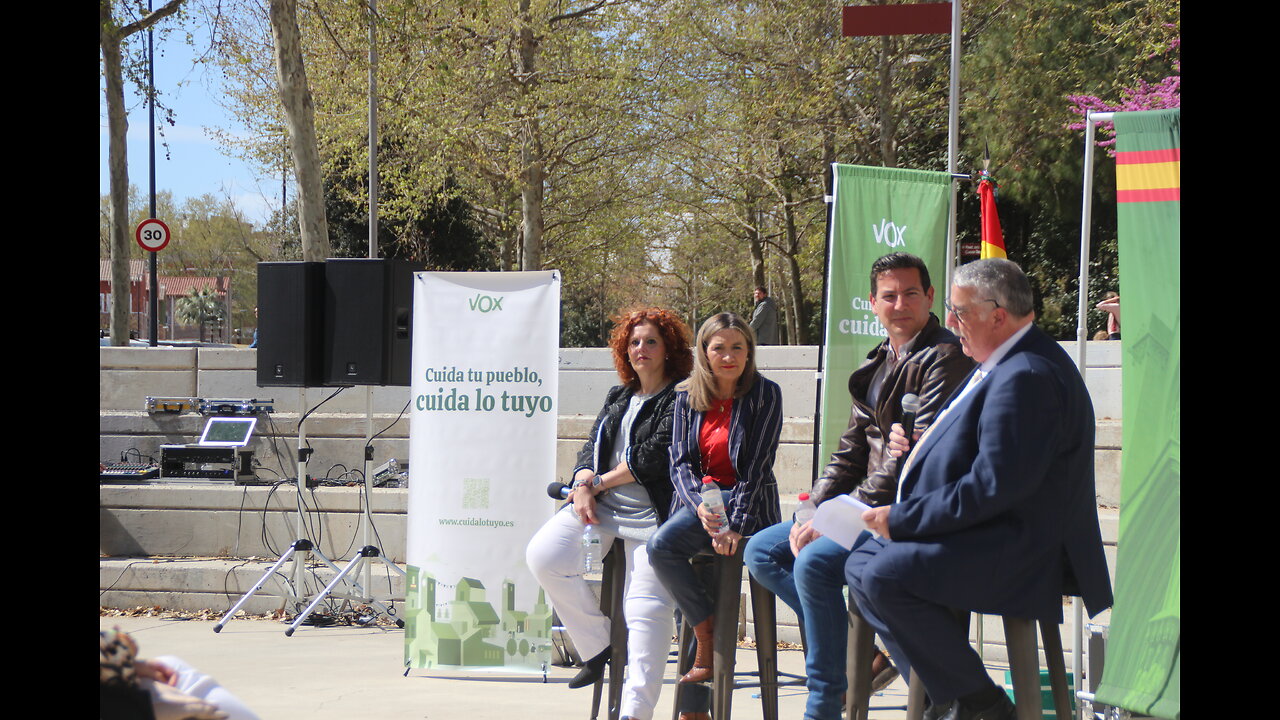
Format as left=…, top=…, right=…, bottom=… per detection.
left=844, top=601, right=959, bottom=720
left=846, top=602, right=1072, bottom=720
left=590, top=538, right=628, bottom=720
left=669, top=546, right=804, bottom=720
left=844, top=603, right=878, bottom=720
left=1001, top=614, right=1072, bottom=720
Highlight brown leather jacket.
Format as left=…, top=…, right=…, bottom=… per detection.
left=810, top=314, right=973, bottom=507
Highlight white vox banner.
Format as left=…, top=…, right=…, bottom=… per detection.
left=404, top=271, right=560, bottom=672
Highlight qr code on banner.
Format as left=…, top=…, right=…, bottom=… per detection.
left=462, top=478, right=490, bottom=509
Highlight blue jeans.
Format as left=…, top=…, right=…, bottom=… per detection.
left=646, top=505, right=720, bottom=714
left=745, top=522, right=867, bottom=720
left=647, top=505, right=722, bottom=626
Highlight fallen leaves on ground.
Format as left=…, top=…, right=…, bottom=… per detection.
left=99, top=605, right=401, bottom=626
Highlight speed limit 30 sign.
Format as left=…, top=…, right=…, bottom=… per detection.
left=135, top=218, right=171, bottom=252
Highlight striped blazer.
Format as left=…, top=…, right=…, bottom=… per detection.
left=668, top=374, right=783, bottom=536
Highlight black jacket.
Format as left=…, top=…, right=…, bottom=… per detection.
left=575, top=381, right=680, bottom=524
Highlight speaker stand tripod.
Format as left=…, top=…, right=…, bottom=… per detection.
left=216, top=387, right=355, bottom=634
left=283, top=386, right=405, bottom=635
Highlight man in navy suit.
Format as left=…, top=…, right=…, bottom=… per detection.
left=844, top=259, right=1113, bottom=720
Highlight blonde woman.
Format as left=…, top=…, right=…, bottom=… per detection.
left=647, top=312, right=783, bottom=687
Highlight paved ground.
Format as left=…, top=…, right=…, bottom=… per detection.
left=99, top=614, right=945, bottom=719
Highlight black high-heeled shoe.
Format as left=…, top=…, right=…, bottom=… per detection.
left=567, top=647, right=611, bottom=689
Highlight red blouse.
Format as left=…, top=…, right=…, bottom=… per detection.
left=699, top=398, right=737, bottom=488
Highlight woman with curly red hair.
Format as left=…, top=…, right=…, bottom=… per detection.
left=526, top=307, right=694, bottom=720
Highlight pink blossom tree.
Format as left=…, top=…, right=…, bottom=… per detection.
left=1068, top=36, right=1180, bottom=154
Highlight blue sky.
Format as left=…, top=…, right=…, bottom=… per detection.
left=99, top=22, right=277, bottom=227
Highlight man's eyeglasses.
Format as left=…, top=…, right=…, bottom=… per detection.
left=944, top=297, right=1000, bottom=326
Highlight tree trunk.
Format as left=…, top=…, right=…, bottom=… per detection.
left=517, top=0, right=544, bottom=270
left=780, top=188, right=807, bottom=344
left=497, top=185, right=518, bottom=271
left=102, top=24, right=131, bottom=346
left=99, top=0, right=185, bottom=345
left=877, top=35, right=897, bottom=168
left=748, top=203, right=765, bottom=291
left=521, top=142, right=545, bottom=270
left=268, top=0, right=331, bottom=261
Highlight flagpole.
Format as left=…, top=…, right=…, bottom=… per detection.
left=1078, top=111, right=1112, bottom=365
left=945, top=0, right=961, bottom=288
left=1075, top=109, right=1112, bottom=720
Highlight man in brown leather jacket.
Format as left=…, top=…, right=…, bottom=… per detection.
left=745, top=252, right=973, bottom=720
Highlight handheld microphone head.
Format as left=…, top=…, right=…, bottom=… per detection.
left=548, top=481, right=572, bottom=500
left=901, top=393, right=920, bottom=417
left=900, top=393, right=921, bottom=437
left=895, top=393, right=922, bottom=480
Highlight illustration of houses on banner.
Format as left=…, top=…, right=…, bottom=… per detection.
left=405, top=568, right=554, bottom=669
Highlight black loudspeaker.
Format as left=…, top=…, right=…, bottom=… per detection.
left=322, top=258, right=421, bottom=387
left=256, top=262, right=326, bottom=387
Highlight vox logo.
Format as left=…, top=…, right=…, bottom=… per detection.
left=871, top=219, right=908, bottom=248
left=468, top=294, right=505, bottom=312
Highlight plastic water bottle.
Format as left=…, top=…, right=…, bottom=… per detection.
left=582, top=524, right=604, bottom=583
left=795, top=492, right=817, bottom=526
left=700, top=478, right=728, bottom=536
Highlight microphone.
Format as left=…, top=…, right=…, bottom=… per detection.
left=900, top=393, right=920, bottom=441
left=547, top=481, right=572, bottom=500
left=895, top=393, right=920, bottom=479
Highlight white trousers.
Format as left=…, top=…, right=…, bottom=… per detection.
left=526, top=508, right=676, bottom=720
left=153, top=655, right=261, bottom=720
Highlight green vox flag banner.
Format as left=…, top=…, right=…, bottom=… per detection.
left=819, top=164, right=951, bottom=465
left=404, top=271, right=560, bottom=672
left=1092, top=109, right=1180, bottom=719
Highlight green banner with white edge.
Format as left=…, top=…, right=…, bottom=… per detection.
left=1091, top=109, right=1180, bottom=719
left=818, top=164, right=951, bottom=468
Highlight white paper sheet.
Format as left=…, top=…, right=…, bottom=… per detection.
left=811, top=494, right=874, bottom=549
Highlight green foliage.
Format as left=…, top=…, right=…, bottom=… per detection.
left=324, top=167, right=497, bottom=271
left=968, top=190, right=1119, bottom=339
left=102, top=0, right=192, bottom=140
left=175, top=286, right=225, bottom=341
left=956, top=0, right=1171, bottom=337
left=560, top=284, right=611, bottom=348
left=99, top=186, right=274, bottom=341
left=186, top=0, right=1172, bottom=343
left=175, top=286, right=224, bottom=321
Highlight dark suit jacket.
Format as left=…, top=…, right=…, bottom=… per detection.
left=889, top=325, right=1113, bottom=622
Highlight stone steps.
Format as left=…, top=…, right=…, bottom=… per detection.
left=100, top=481, right=1117, bottom=668
left=101, top=343, right=1124, bottom=673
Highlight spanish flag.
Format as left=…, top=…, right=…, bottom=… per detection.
left=1116, top=145, right=1179, bottom=203
left=977, top=175, right=1005, bottom=259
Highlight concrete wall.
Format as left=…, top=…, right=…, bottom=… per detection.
left=101, top=343, right=1121, bottom=502
left=100, top=484, right=406, bottom=560
left=101, top=343, right=1122, bottom=651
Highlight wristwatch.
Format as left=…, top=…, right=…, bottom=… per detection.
left=590, top=475, right=605, bottom=492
